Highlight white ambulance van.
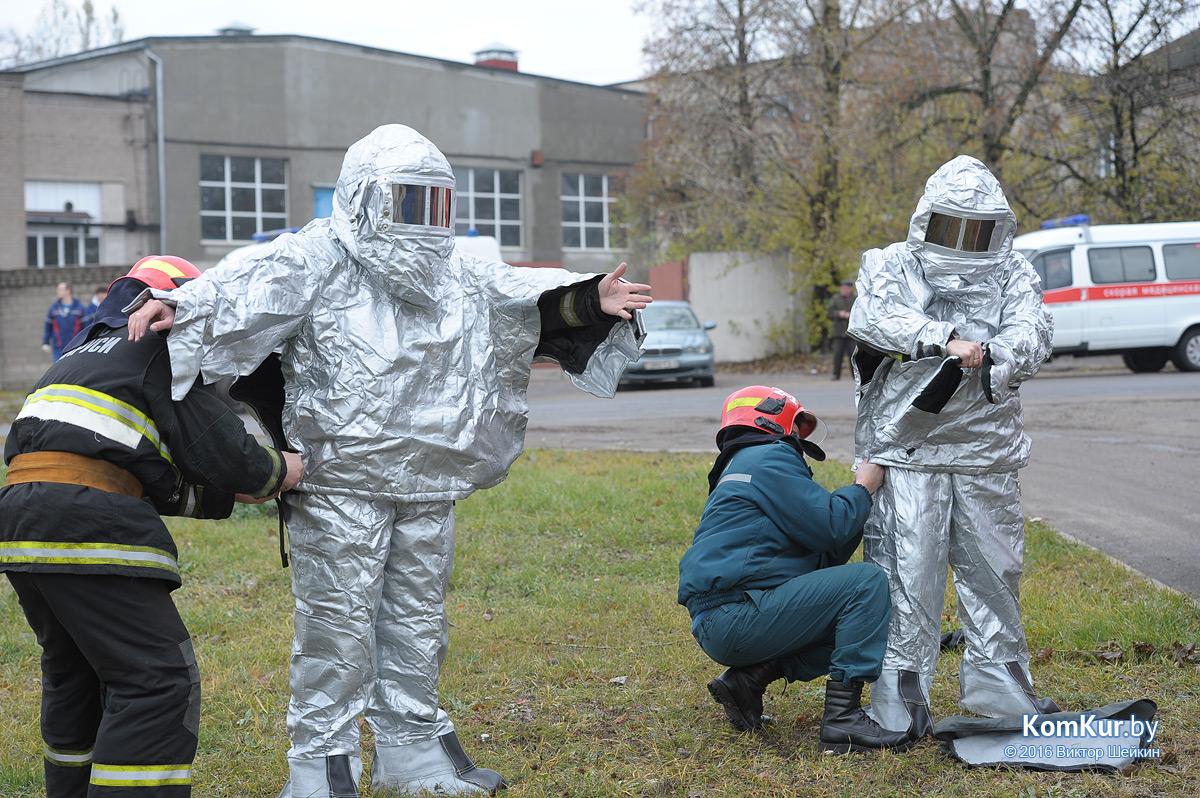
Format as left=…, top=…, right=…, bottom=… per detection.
left=1013, top=219, right=1200, bottom=372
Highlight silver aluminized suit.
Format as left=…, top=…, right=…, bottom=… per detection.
left=848, top=156, right=1055, bottom=734
left=149, top=125, right=642, bottom=795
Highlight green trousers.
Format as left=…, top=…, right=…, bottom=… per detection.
left=692, top=561, right=891, bottom=683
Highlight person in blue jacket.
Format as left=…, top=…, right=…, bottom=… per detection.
left=81, top=283, right=108, bottom=332
left=678, top=385, right=913, bottom=753
left=43, top=281, right=87, bottom=361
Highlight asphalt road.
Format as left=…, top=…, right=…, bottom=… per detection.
left=524, top=356, right=1200, bottom=599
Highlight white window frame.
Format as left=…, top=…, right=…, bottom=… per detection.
left=560, top=173, right=621, bottom=251
left=200, top=155, right=289, bottom=242
left=453, top=167, right=522, bottom=247
left=27, top=229, right=101, bottom=268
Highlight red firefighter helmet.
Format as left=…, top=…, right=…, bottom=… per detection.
left=119, top=255, right=201, bottom=291
left=719, top=385, right=825, bottom=442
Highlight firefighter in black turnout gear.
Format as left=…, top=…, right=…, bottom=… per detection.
left=1, top=256, right=304, bottom=797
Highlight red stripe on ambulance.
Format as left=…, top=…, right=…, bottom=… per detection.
left=1044, top=281, right=1200, bottom=305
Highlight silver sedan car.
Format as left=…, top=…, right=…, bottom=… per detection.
left=622, top=300, right=716, bottom=387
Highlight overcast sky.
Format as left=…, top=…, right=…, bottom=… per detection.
left=9, top=0, right=656, bottom=85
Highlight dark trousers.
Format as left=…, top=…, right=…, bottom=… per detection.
left=692, top=562, right=891, bottom=683
left=831, top=336, right=853, bottom=379
left=7, top=572, right=200, bottom=797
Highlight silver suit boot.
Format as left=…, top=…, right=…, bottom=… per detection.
left=371, top=731, right=506, bottom=796
left=278, top=754, right=363, bottom=798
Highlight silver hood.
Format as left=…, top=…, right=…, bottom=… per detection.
left=331, top=124, right=456, bottom=310
left=906, top=155, right=1017, bottom=311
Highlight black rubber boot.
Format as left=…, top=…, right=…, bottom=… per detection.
left=819, top=679, right=916, bottom=754
left=706, top=660, right=784, bottom=732
left=897, top=669, right=935, bottom=739
left=1005, top=661, right=1062, bottom=714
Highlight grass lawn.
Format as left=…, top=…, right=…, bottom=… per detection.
left=1, top=449, right=1197, bottom=797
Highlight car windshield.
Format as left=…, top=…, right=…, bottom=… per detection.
left=642, top=304, right=700, bottom=331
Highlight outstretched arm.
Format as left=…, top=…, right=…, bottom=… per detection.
left=528, top=265, right=648, bottom=388
left=598, top=262, right=652, bottom=320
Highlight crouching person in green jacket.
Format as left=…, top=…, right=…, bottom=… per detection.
left=677, top=385, right=913, bottom=753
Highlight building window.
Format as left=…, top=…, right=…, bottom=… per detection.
left=26, top=231, right=100, bottom=267
left=25, top=181, right=103, bottom=267
left=560, top=173, right=624, bottom=250
left=200, top=155, right=288, bottom=241
left=453, top=168, right=522, bottom=247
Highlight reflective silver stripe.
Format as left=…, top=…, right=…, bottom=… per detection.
left=0, top=542, right=179, bottom=576
left=181, top=486, right=199, bottom=518
left=717, top=472, right=752, bottom=486
left=91, top=763, right=192, bottom=786
left=18, top=384, right=172, bottom=463
left=44, top=744, right=94, bottom=766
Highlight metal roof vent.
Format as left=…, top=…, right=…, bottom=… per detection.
left=218, top=22, right=257, bottom=36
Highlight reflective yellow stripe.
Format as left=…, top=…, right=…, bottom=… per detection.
left=0, top=541, right=179, bottom=576
left=91, top=763, right=192, bottom=787
left=558, top=290, right=583, bottom=327
left=18, top=384, right=172, bottom=463
left=44, top=744, right=94, bottom=767
left=137, top=259, right=188, bottom=279
left=247, top=446, right=283, bottom=499
left=725, top=396, right=764, bottom=413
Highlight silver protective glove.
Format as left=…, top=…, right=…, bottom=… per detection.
left=980, top=342, right=1016, bottom=404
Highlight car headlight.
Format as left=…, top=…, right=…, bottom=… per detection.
left=685, top=345, right=711, bottom=354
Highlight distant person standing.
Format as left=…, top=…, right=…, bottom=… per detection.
left=827, top=280, right=856, bottom=381
left=82, top=284, right=109, bottom=331
left=43, top=282, right=86, bottom=361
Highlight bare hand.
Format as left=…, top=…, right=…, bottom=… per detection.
left=946, top=338, right=983, bottom=368
left=127, top=299, right=176, bottom=342
left=854, top=458, right=886, bottom=495
left=235, top=451, right=304, bottom=504
left=280, top=451, right=304, bottom=492
left=598, top=262, right=653, bottom=320
left=235, top=492, right=272, bottom=504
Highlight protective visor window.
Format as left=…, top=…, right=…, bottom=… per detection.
left=795, top=412, right=828, bottom=446
left=925, top=212, right=1001, bottom=254
left=390, top=184, right=454, bottom=228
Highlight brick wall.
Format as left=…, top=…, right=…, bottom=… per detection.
left=0, top=266, right=127, bottom=392
left=649, top=260, right=687, bottom=300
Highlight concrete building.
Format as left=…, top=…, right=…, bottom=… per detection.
left=0, top=32, right=648, bottom=390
